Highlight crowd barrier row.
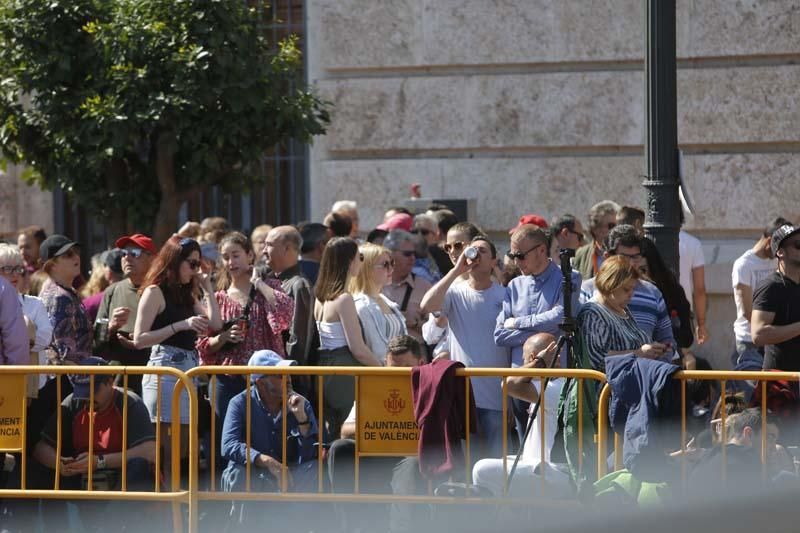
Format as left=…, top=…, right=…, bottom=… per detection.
left=0, top=365, right=796, bottom=532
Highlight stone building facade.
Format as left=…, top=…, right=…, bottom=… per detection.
left=306, top=0, right=800, bottom=368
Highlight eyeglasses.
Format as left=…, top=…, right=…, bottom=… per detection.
left=411, top=228, right=431, bottom=236
left=186, top=258, right=201, bottom=270
left=0, top=266, right=26, bottom=276
left=374, top=259, right=395, bottom=270
left=122, top=248, right=145, bottom=258
left=506, top=243, right=544, bottom=261
left=444, top=241, right=465, bottom=254
left=395, top=250, right=415, bottom=258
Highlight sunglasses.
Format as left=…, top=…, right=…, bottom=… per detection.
left=186, top=258, right=201, bottom=270
left=395, top=250, right=415, bottom=258
left=374, top=259, right=395, bottom=270
left=0, top=266, right=26, bottom=276
left=506, top=243, right=544, bottom=261
left=61, top=248, right=80, bottom=259
left=444, top=241, right=465, bottom=254
left=569, top=229, right=585, bottom=242
left=411, top=228, right=431, bottom=236
left=122, top=248, right=145, bottom=258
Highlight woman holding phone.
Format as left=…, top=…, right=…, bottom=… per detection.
left=134, top=236, right=222, bottom=461
left=196, top=231, right=294, bottom=423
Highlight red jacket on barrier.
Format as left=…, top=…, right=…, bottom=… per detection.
left=411, top=359, right=476, bottom=478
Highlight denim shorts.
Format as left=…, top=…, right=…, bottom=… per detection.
left=142, top=344, right=197, bottom=424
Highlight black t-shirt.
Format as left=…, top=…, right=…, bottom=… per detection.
left=752, top=271, right=800, bottom=371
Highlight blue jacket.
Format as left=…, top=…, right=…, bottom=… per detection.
left=606, top=355, right=680, bottom=481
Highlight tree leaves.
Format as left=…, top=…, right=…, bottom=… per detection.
left=0, top=0, right=330, bottom=236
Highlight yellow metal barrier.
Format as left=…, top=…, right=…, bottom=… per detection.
left=0, top=365, right=197, bottom=532
left=596, top=370, right=800, bottom=482
left=177, top=365, right=606, bottom=520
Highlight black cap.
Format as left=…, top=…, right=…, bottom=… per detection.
left=39, top=234, right=80, bottom=262
left=771, top=224, right=800, bottom=257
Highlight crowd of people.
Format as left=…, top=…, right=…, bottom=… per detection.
left=0, top=200, right=799, bottom=531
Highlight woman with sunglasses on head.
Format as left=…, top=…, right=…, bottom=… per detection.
left=196, top=232, right=294, bottom=424
left=0, top=244, right=52, bottom=395
left=315, top=237, right=382, bottom=439
left=350, top=244, right=407, bottom=363
left=134, top=236, right=222, bottom=462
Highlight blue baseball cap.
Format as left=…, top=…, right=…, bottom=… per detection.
left=69, top=356, right=111, bottom=399
left=247, top=350, right=296, bottom=382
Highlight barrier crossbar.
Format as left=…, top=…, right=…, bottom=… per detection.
left=0, top=365, right=197, bottom=532
left=176, top=365, right=606, bottom=526
left=16, top=366, right=794, bottom=531
left=596, top=369, right=800, bottom=483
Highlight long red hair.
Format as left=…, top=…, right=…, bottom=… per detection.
left=140, top=235, right=202, bottom=306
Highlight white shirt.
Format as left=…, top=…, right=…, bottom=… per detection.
left=19, top=294, right=53, bottom=388
left=732, top=249, right=776, bottom=343
left=679, top=231, right=705, bottom=309
left=522, top=378, right=563, bottom=466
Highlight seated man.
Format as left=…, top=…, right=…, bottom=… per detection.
left=688, top=408, right=798, bottom=500
left=327, top=335, right=426, bottom=533
left=472, top=333, right=572, bottom=498
left=221, top=350, right=318, bottom=497
left=33, top=357, right=157, bottom=528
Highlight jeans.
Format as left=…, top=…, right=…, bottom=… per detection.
left=142, top=344, right=198, bottom=424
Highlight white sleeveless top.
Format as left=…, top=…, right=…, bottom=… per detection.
left=317, top=320, right=348, bottom=350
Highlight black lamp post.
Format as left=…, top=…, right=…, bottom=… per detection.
left=643, top=0, right=681, bottom=277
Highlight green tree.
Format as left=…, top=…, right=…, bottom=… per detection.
left=0, top=0, right=329, bottom=244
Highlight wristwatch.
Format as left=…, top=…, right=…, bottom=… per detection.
left=97, top=455, right=107, bottom=470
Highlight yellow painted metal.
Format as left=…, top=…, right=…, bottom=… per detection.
left=0, top=366, right=194, bottom=528
left=87, top=374, right=95, bottom=491
left=122, top=373, right=129, bottom=492
left=501, top=377, right=508, bottom=497
left=245, top=376, right=251, bottom=492
left=596, top=383, right=610, bottom=479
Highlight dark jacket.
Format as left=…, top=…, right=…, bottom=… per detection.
left=259, top=263, right=318, bottom=365
left=606, top=354, right=681, bottom=481
left=411, top=359, right=476, bottom=479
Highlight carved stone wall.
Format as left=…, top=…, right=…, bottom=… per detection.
left=307, top=0, right=800, bottom=368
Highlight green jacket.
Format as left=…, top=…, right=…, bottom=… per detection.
left=573, top=241, right=598, bottom=281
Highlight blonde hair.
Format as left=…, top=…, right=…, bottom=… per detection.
left=349, top=244, right=390, bottom=297
left=595, top=255, right=640, bottom=296
left=79, top=253, right=109, bottom=298
left=0, top=243, right=23, bottom=266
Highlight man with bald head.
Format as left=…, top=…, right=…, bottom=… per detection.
left=472, top=331, right=571, bottom=497
left=262, top=226, right=316, bottom=366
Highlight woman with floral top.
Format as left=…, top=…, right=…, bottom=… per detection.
left=196, top=232, right=294, bottom=423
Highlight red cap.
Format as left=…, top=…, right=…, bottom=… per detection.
left=115, top=233, right=157, bottom=255
left=377, top=213, right=413, bottom=232
left=509, top=214, right=548, bottom=234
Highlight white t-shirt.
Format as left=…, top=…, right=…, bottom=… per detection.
left=679, top=231, right=705, bottom=309
left=732, top=249, right=776, bottom=343
left=522, top=378, right=563, bottom=465
left=443, top=281, right=511, bottom=411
